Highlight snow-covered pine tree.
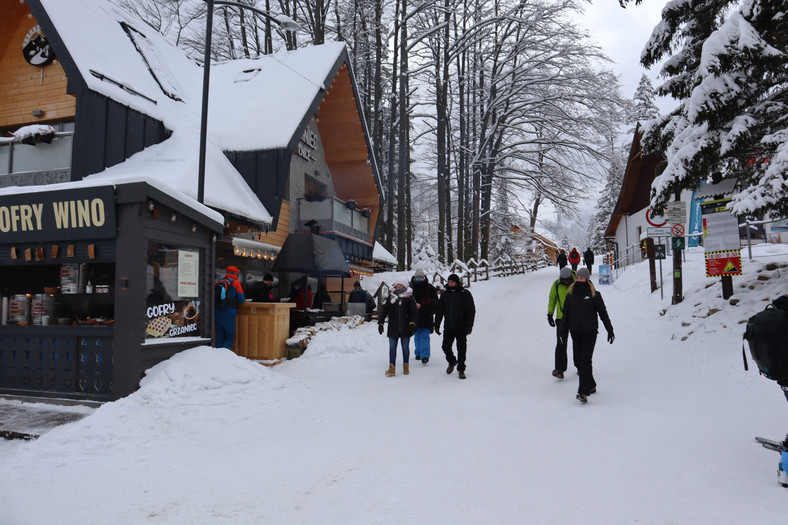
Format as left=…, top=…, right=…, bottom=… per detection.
left=632, top=74, right=660, bottom=123
left=634, top=0, right=788, bottom=218
left=410, top=234, right=442, bottom=277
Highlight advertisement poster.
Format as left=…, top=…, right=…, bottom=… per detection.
left=598, top=264, right=612, bottom=285
left=145, top=300, right=201, bottom=339
left=177, top=250, right=199, bottom=297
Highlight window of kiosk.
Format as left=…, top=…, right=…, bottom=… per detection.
left=1, top=262, right=114, bottom=327
left=145, top=242, right=201, bottom=340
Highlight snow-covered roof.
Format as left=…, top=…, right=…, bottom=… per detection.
left=373, top=242, right=397, bottom=265
left=30, top=0, right=349, bottom=225
left=695, top=178, right=737, bottom=201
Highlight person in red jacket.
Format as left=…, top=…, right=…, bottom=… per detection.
left=568, top=248, right=581, bottom=271
left=215, top=265, right=246, bottom=349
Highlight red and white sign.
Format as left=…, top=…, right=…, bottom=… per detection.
left=646, top=207, right=667, bottom=227
left=705, top=249, right=742, bottom=277
left=671, top=224, right=685, bottom=236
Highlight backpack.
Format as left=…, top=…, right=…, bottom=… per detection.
left=743, top=300, right=788, bottom=382
left=215, top=278, right=235, bottom=310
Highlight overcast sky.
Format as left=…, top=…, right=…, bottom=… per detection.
left=574, top=0, right=676, bottom=113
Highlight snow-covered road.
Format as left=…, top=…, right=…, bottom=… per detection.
left=2, top=246, right=787, bottom=524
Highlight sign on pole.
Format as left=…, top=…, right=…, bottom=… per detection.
left=667, top=201, right=687, bottom=224
left=671, top=224, right=685, bottom=236
left=672, top=237, right=685, bottom=250
left=648, top=226, right=672, bottom=238
left=654, top=245, right=666, bottom=259
left=705, top=249, right=742, bottom=277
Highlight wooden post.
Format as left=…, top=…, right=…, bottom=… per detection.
left=645, top=238, right=658, bottom=293
left=672, top=244, right=683, bottom=304
left=721, top=275, right=733, bottom=299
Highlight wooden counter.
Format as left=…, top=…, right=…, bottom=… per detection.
left=234, top=302, right=296, bottom=360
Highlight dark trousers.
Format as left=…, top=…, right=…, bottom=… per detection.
left=572, top=332, right=597, bottom=395
left=442, top=328, right=467, bottom=371
left=571, top=263, right=578, bottom=271
left=586, top=262, right=593, bottom=275
left=554, top=321, right=568, bottom=372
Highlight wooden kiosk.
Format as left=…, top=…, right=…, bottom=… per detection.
left=234, top=302, right=295, bottom=360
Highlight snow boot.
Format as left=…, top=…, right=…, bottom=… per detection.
left=779, top=450, right=788, bottom=488
left=403, top=363, right=409, bottom=375
left=385, top=364, right=396, bottom=377
left=458, top=370, right=466, bottom=379
left=422, top=357, right=429, bottom=364
left=576, top=393, right=588, bottom=404
left=446, top=363, right=455, bottom=374
left=552, top=370, right=564, bottom=379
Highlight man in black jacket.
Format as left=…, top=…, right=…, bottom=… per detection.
left=583, top=248, right=595, bottom=275
left=434, top=274, right=476, bottom=379
left=411, top=269, right=438, bottom=364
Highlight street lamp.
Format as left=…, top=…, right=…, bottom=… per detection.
left=197, top=0, right=301, bottom=204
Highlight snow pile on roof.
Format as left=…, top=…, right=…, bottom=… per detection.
left=34, top=0, right=347, bottom=225
left=373, top=242, right=397, bottom=264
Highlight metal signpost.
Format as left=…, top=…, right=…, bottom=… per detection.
left=647, top=227, right=670, bottom=300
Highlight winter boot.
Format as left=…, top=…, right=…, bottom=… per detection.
left=446, top=363, right=456, bottom=375
left=422, top=357, right=429, bottom=364
left=403, top=363, right=409, bottom=375
left=552, top=370, right=564, bottom=379
left=779, top=450, right=788, bottom=488
left=576, top=393, right=588, bottom=404
left=458, top=370, right=466, bottom=379
left=385, top=364, right=396, bottom=377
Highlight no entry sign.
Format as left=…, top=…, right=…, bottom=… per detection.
left=671, top=224, right=685, bottom=236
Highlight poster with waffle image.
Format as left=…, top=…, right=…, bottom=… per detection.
left=145, top=301, right=200, bottom=339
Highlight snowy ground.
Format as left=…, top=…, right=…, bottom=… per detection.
left=1, top=244, right=787, bottom=524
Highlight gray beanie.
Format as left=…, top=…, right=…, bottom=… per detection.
left=559, top=267, right=573, bottom=279
left=414, top=268, right=426, bottom=278
left=576, top=267, right=591, bottom=280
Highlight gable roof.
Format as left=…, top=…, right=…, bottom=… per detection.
left=26, top=0, right=371, bottom=228
left=604, top=125, right=663, bottom=238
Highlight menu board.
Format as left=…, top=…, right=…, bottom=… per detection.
left=177, top=250, right=199, bottom=298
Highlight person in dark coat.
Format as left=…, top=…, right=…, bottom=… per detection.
left=250, top=273, right=276, bottom=302
left=434, top=273, right=476, bottom=379
left=215, top=265, right=246, bottom=349
left=410, top=268, right=438, bottom=364
left=560, top=267, right=614, bottom=403
left=583, top=248, right=595, bottom=275
left=557, top=250, right=568, bottom=269
left=568, top=248, right=581, bottom=271
left=312, top=283, right=332, bottom=309
left=378, top=276, right=418, bottom=376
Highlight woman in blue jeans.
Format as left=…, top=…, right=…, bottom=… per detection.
left=378, top=277, right=418, bottom=377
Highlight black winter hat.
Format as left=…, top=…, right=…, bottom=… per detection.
left=353, top=281, right=361, bottom=288
left=263, top=273, right=274, bottom=281
left=448, top=273, right=461, bottom=284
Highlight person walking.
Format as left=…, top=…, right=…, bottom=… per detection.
left=434, top=274, right=476, bottom=380
left=214, top=265, right=246, bottom=349
left=547, top=266, right=575, bottom=379
left=568, top=248, right=581, bottom=272
left=557, top=250, right=568, bottom=269
left=411, top=268, right=438, bottom=364
left=250, top=273, right=276, bottom=302
left=378, top=276, right=418, bottom=377
left=583, top=248, right=595, bottom=275
left=560, top=267, right=614, bottom=403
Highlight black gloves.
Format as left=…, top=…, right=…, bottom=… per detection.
left=378, top=324, right=384, bottom=335
left=434, top=322, right=441, bottom=335
left=408, top=322, right=417, bottom=337
left=607, top=331, right=615, bottom=344
left=547, top=313, right=555, bottom=327
left=466, top=326, right=473, bottom=336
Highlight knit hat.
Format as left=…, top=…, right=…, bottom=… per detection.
left=414, top=268, right=426, bottom=278
left=394, top=276, right=410, bottom=288
left=353, top=280, right=361, bottom=288
left=263, top=273, right=273, bottom=281
left=559, top=267, right=573, bottom=279
left=576, top=267, right=591, bottom=280
left=226, top=266, right=240, bottom=275
left=447, top=273, right=460, bottom=284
